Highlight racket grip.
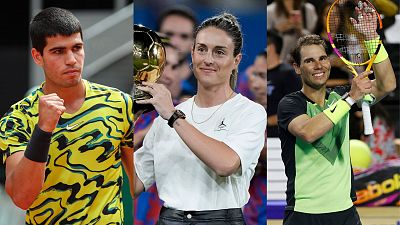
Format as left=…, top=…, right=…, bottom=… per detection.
left=361, top=101, right=374, bottom=135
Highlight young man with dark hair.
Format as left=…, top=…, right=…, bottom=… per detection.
left=0, top=7, right=134, bottom=224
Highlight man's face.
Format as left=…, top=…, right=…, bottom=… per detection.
left=294, top=44, right=331, bottom=90
left=160, top=15, right=194, bottom=55
left=252, top=55, right=268, bottom=79
left=32, top=33, right=84, bottom=88
left=247, top=55, right=267, bottom=106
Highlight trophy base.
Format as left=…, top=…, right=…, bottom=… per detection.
left=133, top=100, right=155, bottom=122
left=133, top=87, right=153, bottom=101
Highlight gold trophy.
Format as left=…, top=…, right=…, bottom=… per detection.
left=133, top=24, right=166, bottom=120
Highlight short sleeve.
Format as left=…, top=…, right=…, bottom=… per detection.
left=0, top=109, right=32, bottom=164
left=121, top=93, right=134, bottom=149
left=277, top=93, right=307, bottom=133
left=134, top=117, right=160, bottom=190
left=223, top=104, right=267, bottom=175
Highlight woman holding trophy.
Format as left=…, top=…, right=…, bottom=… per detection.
left=134, top=12, right=267, bottom=224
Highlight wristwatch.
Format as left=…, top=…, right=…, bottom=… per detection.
left=341, top=92, right=356, bottom=107
left=168, top=110, right=186, bottom=128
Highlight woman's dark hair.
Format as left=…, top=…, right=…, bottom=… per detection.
left=193, top=12, right=243, bottom=89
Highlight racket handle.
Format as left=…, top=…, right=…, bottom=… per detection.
left=361, top=101, right=374, bottom=135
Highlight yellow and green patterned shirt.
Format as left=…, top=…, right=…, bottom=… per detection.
left=0, top=80, right=134, bottom=224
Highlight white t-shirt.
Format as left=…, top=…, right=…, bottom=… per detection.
left=134, top=94, right=267, bottom=210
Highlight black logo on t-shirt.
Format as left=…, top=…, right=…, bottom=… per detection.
left=330, top=105, right=337, bottom=113
left=219, top=119, right=226, bottom=128
left=215, top=118, right=227, bottom=131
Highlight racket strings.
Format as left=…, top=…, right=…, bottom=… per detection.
left=328, top=0, right=379, bottom=65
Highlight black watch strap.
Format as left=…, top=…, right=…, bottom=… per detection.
left=168, top=110, right=186, bottom=128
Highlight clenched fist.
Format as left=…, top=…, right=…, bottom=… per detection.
left=38, top=93, right=66, bottom=132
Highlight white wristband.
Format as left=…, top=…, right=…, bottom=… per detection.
left=343, top=93, right=356, bottom=106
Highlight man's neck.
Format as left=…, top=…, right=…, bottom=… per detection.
left=302, top=85, right=327, bottom=107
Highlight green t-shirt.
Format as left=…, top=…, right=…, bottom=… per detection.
left=278, top=86, right=356, bottom=213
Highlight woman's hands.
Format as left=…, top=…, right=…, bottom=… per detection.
left=136, top=82, right=176, bottom=120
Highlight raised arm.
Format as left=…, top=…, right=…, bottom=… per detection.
left=288, top=113, right=334, bottom=143
left=370, top=55, right=397, bottom=102
left=5, top=94, right=65, bottom=210
left=283, top=72, right=373, bottom=143
left=350, top=2, right=397, bottom=102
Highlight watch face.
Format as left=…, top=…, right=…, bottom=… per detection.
left=176, top=110, right=186, bottom=118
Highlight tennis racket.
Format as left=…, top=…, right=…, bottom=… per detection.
left=326, top=0, right=382, bottom=135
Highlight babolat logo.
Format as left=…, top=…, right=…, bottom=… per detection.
left=354, top=173, right=400, bottom=205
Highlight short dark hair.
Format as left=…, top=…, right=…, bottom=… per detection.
left=29, top=7, right=82, bottom=55
left=290, top=34, right=327, bottom=65
left=156, top=5, right=198, bottom=32
left=267, top=30, right=283, bottom=55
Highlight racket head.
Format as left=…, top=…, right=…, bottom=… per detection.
left=326, top=0, right=383, bottom=70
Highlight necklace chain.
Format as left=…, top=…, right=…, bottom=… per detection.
left=191, top=92, right=235, bottom=124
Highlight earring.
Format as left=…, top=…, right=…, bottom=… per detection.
left=189, top=63, right=194, bottom=72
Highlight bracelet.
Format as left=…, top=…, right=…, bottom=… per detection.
left=364, top=38, right=388, bottom=63
left=323, top=99, right=351, bottom=125
left=24, top=124, right=52, bottom=163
